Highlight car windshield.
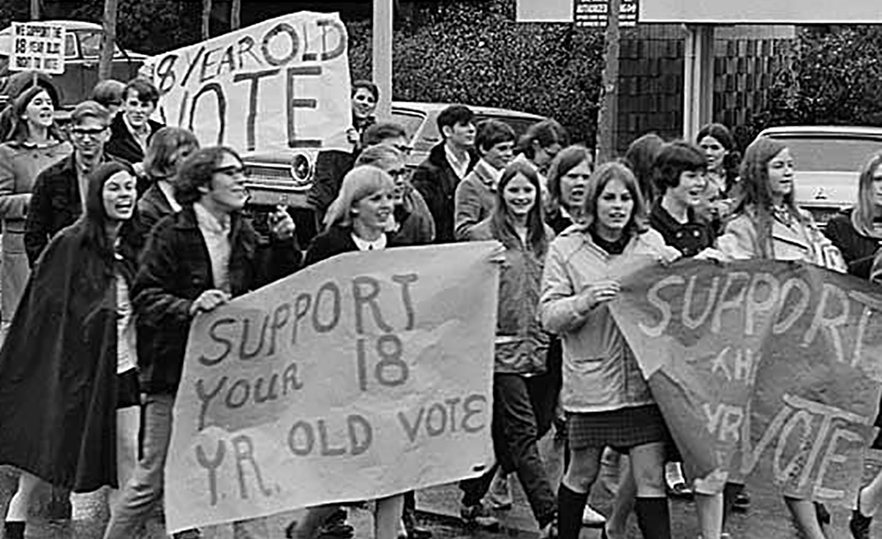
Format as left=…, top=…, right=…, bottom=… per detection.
left=391, top=110, right=425, bottom=142
left=774, top=136, right=882, bottom=172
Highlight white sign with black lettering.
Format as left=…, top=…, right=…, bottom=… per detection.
left=10, top=22, right=66, bottom=74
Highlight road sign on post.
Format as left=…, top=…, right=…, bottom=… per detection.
left=9, top=22, right=66, bottom=74
left=574, top=0, right=637, bottom=28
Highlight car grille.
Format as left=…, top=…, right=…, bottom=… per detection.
left=246, top=165, right=292, bottom=183
left=802, top=205, right=846, bottom=228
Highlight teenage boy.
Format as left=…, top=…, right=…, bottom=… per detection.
left=103, top=147, right=300, bottom=539
left=453, top=119, right=516, bottom=240
left=25, top=100, right=114, bottom=265
left=106, top=78, right=164, bottom=189
left=412, top=105, right=478, bottom=243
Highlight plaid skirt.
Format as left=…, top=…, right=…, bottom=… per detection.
left=567, top=404, right=669, bottom=451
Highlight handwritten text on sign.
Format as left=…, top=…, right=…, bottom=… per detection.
left=10, top=22, right=66, bottom=74
left=142, top=12, right=351, bottom=153
left=611, top=259, right=882, bottom=505
left=163, top=243, right=500, bottom=533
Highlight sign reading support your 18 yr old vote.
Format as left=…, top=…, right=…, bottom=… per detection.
left=141, top=12, right=351, bottom=154
left=9, top=22, right=66, bottom=74
left=164, top=243, right=501, bottom=533
left=611, top=259, right=882, bottom=505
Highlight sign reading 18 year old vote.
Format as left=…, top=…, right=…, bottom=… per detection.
left=9, top=22, right=66, bottom=74
left=163, top=242, right=501, bottom=533
left=611, top=259, right=882, bottom=505
left=141, top=11, right=351, bottom=154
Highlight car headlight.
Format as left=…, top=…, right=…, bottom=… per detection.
left=289, top=153, right=313, bottom=187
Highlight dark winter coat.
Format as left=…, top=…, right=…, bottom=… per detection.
left=24, top=153, right=115, bottom=266
left=0, top=222, right=134, bottom=491
left=824, top=209, right=882, bottom=280
left=133, top=206, right=301, bottom=394
left=411, top=142, right=478, bottom=244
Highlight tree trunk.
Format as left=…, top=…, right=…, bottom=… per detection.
left=98, top=0, right=118, bottom=81
left=202, top=0, right=213, bottom=40
left=30, top=0, right=39, bottom=20
left=595, top=0, right=622, bottom=164
left=231, top=0, right=241, bottom=30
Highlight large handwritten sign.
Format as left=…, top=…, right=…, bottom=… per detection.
left=10, top=22, right=65, bottom=74
left=164, top=243, right=500, bottom=533
left=142, top=12, right=351, bottom=153
left=611, top=259, right=882, bottom=505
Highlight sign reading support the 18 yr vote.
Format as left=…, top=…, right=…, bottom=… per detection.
left=9, top=22, right=66, bottom=74
left=611, top=259, right=882, bottom=505
left=164, top=243, right=500, bottom=533
left=141, top=12, right=352, bottom=154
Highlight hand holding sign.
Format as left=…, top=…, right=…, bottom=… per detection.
left=268, top=205, right=296, bottom=241
left=578, top=280, right=620, bottom=313
left=190, top=290, right=231, bottom=315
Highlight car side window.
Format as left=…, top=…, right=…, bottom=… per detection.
left=64, top=33, right=77, bottom=58
left=80, top=31, right=101, bottom=57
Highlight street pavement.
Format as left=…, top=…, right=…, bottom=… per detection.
left=1, top=428, right=881, bottom=538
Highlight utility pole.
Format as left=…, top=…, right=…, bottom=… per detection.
left=231, top=0, right=241, bottom=30
left=98, top=0, right=118, bottom=80
left=373, top=0, right=393, bottom=120
left=595, top=0, right=622, bottom=163
left=202, top=0, right=212, bottom=40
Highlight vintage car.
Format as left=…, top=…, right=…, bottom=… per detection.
left=758, top=125, right=882, bottom=225
left=242, top=101, right=546, bottom=208
left=0, top=20, right=147, bottom=109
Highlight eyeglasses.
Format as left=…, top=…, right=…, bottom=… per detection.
left=212, top=165, right=247, bottom=176
left=388, top=168, right=411, bottom=180
left=393, top=144, right=413, bottom=156
left=71, top=127, right=107, bottom=138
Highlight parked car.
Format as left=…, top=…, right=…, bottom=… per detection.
left=0, top=20, right=147, bottom=109
left=243, top=101, right=546, bottom=208
left=758, top=125, right=882, bottom=225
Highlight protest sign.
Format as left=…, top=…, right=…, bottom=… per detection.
left=611, top=259, right=882, bottom=505
left=9, top=22, right=65, bottom=74
left=164, top=242, right=500, bottom=533
left=141, top=12, right=351, bottom=153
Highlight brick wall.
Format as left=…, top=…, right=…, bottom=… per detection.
left=616, top=24, right=796, bottom=153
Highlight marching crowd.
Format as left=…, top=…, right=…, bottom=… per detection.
left=0, top=71, right=879, bottom=539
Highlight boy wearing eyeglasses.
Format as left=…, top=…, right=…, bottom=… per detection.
left=25, top=100, right=113, bottom=265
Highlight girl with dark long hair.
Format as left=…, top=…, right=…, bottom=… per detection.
left=0, top=161, right=139, bottom=539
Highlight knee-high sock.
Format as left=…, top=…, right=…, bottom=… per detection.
left=3, top=521, right=25, bottom=539
left=635, top=497, right=671, bottom=539
left=558, top=483, right=588, bottom=539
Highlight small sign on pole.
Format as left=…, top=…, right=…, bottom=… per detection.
left=574, top=0, right=637, bottom=27
left=10, top=22, right=66, bottom=74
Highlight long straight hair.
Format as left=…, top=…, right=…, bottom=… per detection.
left=74, top=161, right=137, bottom=284
left=490, top=161, right=548, bottom=257
left=852, top=152, right=882, bottom=238
left=581, top=161, right=648, bottom=239
left=734, top=137, right=803, bottom=259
